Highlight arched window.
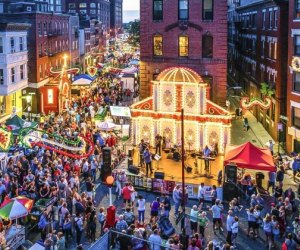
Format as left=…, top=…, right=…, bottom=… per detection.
left=202, top=35, right=213, bottom=58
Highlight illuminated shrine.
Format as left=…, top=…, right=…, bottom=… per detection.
left=131, top=67, right=232, bottom=153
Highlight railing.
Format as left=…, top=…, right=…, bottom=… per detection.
left=89, top=229, right=178, bottom=250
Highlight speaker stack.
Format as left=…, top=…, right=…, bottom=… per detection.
left=223, top=164, right=238, bottom=201
left=101, top=147, right=112, bottom=182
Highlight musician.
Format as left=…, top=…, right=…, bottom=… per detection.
left=202, top=145, right=211, bottom=171
left=139, top=139, right=147, bottom=167
left=155, top=134, right=162, bottom=155
left=143, top=147, right=153, bottom=177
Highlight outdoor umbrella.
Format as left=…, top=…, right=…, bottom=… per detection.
left=97, top=121, right=117, bottom=131
left=0, top=196, right=33, bottom=221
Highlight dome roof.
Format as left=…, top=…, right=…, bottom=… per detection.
left=156, top=67, right=204, bottom=83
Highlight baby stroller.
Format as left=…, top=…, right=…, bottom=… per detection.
left=157, top=215, right=175, bottom=239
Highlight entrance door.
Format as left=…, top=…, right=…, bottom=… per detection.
left=294, top=139, right=300, bottom=153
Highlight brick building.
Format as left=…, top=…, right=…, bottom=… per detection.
left=139, top=0, right=228, bottom=105
left=110, top=0, right=123, bottom=36
left=287, top=0, right=300, bottom=152
left=228, top=0, right=288, bottom=141
left=2, top=11, right=75, bottom=114
left=65, top=0, right=110, bottom=33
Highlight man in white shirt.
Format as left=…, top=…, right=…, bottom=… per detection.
left=226, top=210, right=234, bottom=245
left=198, top=183, right=205, bottom=206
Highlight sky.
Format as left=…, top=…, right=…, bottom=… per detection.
left=123, top=0, right=140, bottom=23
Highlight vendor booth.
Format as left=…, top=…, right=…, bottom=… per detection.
left=223, top=142, right=275, bottom=201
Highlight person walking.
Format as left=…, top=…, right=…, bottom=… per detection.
left=97, top=207, right=106, bottom=236
left=148, top=229, right=162, bottom=250
left=231, top=216, right=239, bottom=248
left=263, top=214, right=273, bottom=250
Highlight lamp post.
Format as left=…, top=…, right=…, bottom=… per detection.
left=106, top=176, right=114, bottom=206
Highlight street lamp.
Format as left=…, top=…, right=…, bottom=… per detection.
left=106, top=176, right=114, bottom=206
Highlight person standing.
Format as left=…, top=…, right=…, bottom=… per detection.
left=198, top=211, right=209, bottom=238
left=210, top=199, right=224, bottom=234
left=226, top=210, right=234, bottom=245
left=139, top=140, right=146, bottom=167
left=231, top=217, right=239, bottom=248
left=137, top=195, right=146, bottom=225
left=198, top=183, right=205, bottom=207
left=143, top=147, right=153, bottom=177
left=148, top=229, right=162, bottom=250
left=155, top=134, right=162, bottom=155
left=162, top=193, right=171, bottom=218
left=97, top=207, right=106, bottom=236
left=268, top=140, right=274, bottom=155
left=202, top=146, right=211, bottom=172
left=74, top=213, right=84, bottom=246
left=122, top=183, right=131, bottom=208
left=173, top=185, right=181, bottom=216
left=190, top=205, right=199, bottom=234
left=267, top=171, right=276, bottom=193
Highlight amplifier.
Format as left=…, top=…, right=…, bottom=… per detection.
left=128, top=165, right=139, bottom=175
left=154, top=171, right=165, bottom=179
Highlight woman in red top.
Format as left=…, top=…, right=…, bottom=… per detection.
left=122, top=183, right=131, bottom=208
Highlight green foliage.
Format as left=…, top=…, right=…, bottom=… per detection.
left=260, top=82, right=275, bottom=97
left=127, top=20, right=140, bottom=46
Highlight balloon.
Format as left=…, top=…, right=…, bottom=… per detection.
left=106, top=176, right=114, bottom=185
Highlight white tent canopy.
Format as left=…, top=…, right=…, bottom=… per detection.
left=72, top=78, right=92, bottom=86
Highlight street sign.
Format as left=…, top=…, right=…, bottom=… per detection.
left=277, top=123, right=283, bottom=131
left=280, top=115, right=288, bottom=121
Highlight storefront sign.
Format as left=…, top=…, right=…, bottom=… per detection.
left=110, top=106, right=131, bottom=117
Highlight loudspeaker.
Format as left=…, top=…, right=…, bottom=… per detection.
left=127, top=157, right=133, bottom=166
left=154, top=171, right=165, bottom=179
left=101, top=147, right=112, bottom=182
left=128, top=165, right=139, bottom=175
left=223, top=182, right=239, bottom=201
left=224, top=164, right=237, bottom=183
left=128, top=149, right=134, bottom=158
left=185, top=165, right=192, bottom=173
left=103, top=147, right=112, bottom=166
left=100, top=163, right=112, bottom=182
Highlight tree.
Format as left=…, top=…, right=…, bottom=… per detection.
left=127, top=20, right=140, bottom=46
left=260, top=82, right=274, bottom=97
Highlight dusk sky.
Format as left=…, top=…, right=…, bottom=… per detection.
left=123, top=0, right=140, bottom=22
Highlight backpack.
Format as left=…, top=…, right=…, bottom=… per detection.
left=75, top=218, right=83, bottom=232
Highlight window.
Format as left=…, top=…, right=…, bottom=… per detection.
left=273, top=42, right=277, bottom=60
left=20, top=64, right=25, bottom=80
left=261, top=40, right=265, bottom=58
left=202, top=35, right=213, bottom=58
left=179, top=0, right=188, bottom=20
left=0, top=37, right=3, bottom=53
left=153, top=0, right=163, bottom=21
left=203, top=0, right=213, bottom=20
left=269, top=11, right=273, bottom=29
left=268, top=42, right=272, bottom=58
left=274, top=10, right=278, bottom=29
left=43, top=22, right=47, bottom=35
left=293, top=72, right=300, bottom=92
left=295, top=36, right=300, bottom=56
left=90, top=9, right=96, bottom=14
left=296, top=0, right=300, bottom=19
left=79, top=3, right=86, bottom=8
left=179, top=35, right=188, bottom=57
left=68, top=3, right=75, bottom=8
left=153, top=35, right=163, bottom=56
left=11, top=67, right=15, bottom=83
left=262, top=11, right=266, bottom=29
left=90, top=3, right=96, bottom=8
left=271, top=102, right=275, bottom=121
left=19, top=37, right=24, bottom=51
left=38, top=22, right=42, bottom=36
left=10, top=37, right=15, bottom=53
left=292, top=107, right=300, bottom=129
left=48, top=89, right=54, bottom=104
left=39, top=65, right=43, bottom=79
left=0, top=69, right=3, bottom=84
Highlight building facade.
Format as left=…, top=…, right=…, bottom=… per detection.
left=0, top=22, right=30, bottom=121
left=228, top=0, right=288, bottom=141
left=2, top=11, right=74, bottom=114
left=287, top=0, right=300, bottom=152
left=65, top=0, right=110, bottom=32
left=139, top=0, right=228, bottom=106
left=110, top=0, right=122, bottom=36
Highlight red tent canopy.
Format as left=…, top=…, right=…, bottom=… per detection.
left=224, top=142, right=276, bottom=172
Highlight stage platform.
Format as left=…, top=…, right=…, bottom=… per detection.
left=129, top=147, right=223, bottom=187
